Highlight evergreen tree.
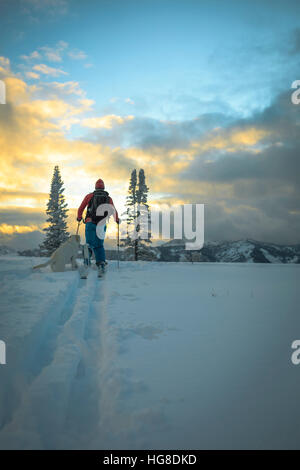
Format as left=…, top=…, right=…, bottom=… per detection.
left=136, top=169, right=154, bottom=260
left=122, top=168, right=154, bottom=261
left=40, top=165, right=69, bottom=256
left=121, top=169, right=137, bottom=260
left=126, top=168, right=138, bottom=235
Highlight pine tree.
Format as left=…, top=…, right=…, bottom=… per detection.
left=121, top=169, right=138, bottom=260
left=126, top=168, right=138, bottom=235
left=122, top=168, right=154, bottom=261
left=136, top=169, right=154, bottom=260
left=40, top=165, right=69, bottom=256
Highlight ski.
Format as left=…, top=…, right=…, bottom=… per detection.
left=97, top=261, right=107, bottom=278
left=83, top=244, right=91, bottom=266
left=97, top=266, right=105, bottom=278
left=79, top=265, right=89, bottom=279
left=78, top=244, right=91, bottom=279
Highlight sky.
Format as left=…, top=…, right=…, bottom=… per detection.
left=0, top=0, right=300, bottom=249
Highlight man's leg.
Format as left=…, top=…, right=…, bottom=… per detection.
left=94, top=225, right=107, bottom=276
left=94, top=225, right=106, bottom=265
left=85, top=222, right=96, bottom=265
left=84, top=224, right=92, bottom=265
left=85, top=222, right=106, bottom=265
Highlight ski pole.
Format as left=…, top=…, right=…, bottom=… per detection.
left=76, top=222, right=81, bottom=235
left=117, top=221, right=120, bottom=270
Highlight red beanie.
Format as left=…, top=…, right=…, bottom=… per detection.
left=95, top=178, right=105, bottom=189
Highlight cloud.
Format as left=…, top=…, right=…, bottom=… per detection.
left=0, top=188, right=48, bottom=207
left=20, top=41, right=88, bottom=67
left=0, top=57, right=11, bottom=76
left=0, top=224, right=40, bottom=235
left=39, top=41, right=68, bottom=62
left=19, top=42, right=89, bottom=81
left=182, top=146, right=300, bottom=185
left=20, top=51, right=41, bottom=61
left=41, top=50, right=62, bottom=62
left=25, top=71, right=40, bottom=79
left=0, top=207, right=46, bottom=249
left=33, top=63, right=68, bottom=76
left=84, top=113, right=233, bottom=150
left=47, top=81, right=85, bottom=96
left=68, top=50, right=87, bottom=60
left=29, top=81, right=87, bottom=105
left=82, top=114, right=134, bottom=129
left=0, top=207, right=47, bottom=225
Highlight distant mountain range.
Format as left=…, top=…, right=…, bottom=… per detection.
left=1, top=240, right=300, bottom=263
left=156, top=239, right=300, bottom=263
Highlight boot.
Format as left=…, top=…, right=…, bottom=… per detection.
left=96, top=261, right=106, bottom=277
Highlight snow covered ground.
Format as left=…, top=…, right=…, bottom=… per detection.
left=0, top=256, right=299, bottom=449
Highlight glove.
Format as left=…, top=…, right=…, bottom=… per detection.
left=77, top=217, right=82, bottom=222
left=116, top=219, right=121, bottom=225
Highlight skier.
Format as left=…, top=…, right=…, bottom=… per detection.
left=77, top=178, right=119, bottom=276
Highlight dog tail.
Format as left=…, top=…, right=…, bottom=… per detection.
left=32, top=259, right=51, bottom=270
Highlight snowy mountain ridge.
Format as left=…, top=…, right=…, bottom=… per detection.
left=2, top=239, right=300, bottom=263
left=157, top=239, right=300, bottom=263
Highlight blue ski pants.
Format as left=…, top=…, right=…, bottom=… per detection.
left=85, top=222, right=106, bottom=263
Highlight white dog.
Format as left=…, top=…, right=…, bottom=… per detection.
left=33, top=235, right=80, bottom=272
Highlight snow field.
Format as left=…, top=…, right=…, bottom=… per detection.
left=0, top=257, right=300, bottom=449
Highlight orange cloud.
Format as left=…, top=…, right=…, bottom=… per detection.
left=190, top=127, right=269, bottom=154
left=82, top=114, right=134, bottom=129
left=0, top=224, right=40, bottom=235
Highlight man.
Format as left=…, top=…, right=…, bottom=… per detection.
left=77, top=178, right=119, bottom=275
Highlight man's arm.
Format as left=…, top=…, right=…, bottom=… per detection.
left=77, top=193, right=93, bottom=221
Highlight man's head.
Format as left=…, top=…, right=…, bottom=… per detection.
left=95, top=178, right=105, bottom=189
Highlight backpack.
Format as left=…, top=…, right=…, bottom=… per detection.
left=86, top=189, right=111, bottom=224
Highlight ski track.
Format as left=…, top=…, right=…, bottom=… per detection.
left=0, top=267, right=102, bottom=449
left=0, top=268, right=80, bottom=431
left=0, top=263, right=153, bottom=449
